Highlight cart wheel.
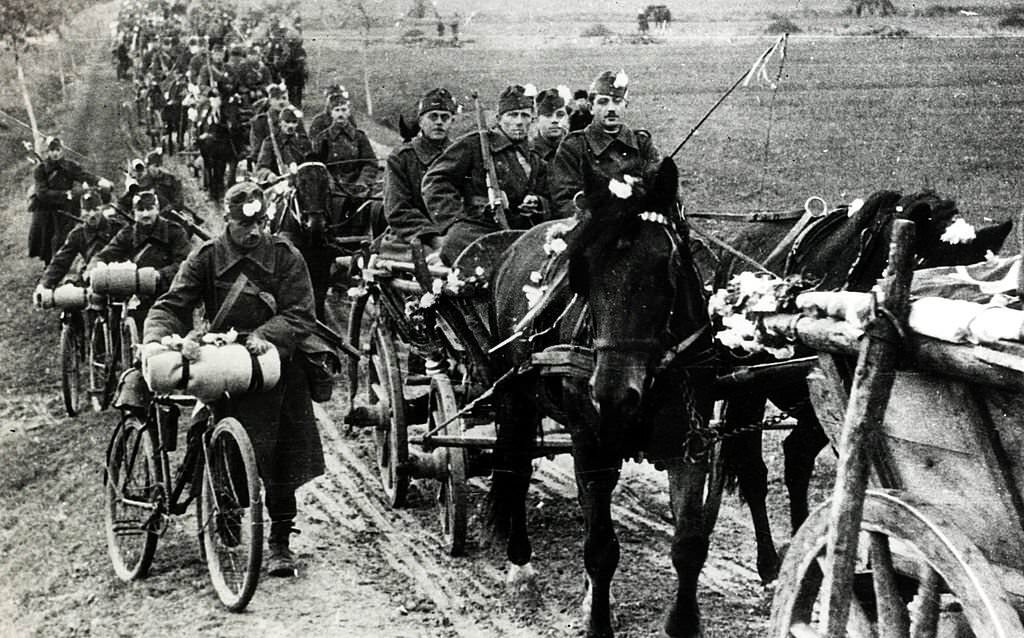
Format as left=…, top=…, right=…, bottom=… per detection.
left=347, top=292, right=368, bottom=403
left=60, top=320, right=85, bottom=417
left=429, top=375, right=467, bottom=556
left=771, top=488, right=1024, bottom=638
left=369, top=320, right=409, bottom=508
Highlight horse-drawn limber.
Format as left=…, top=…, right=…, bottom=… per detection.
left=751, top=219, right=1024, bottom=636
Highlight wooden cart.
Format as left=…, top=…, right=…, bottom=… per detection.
left=768, top=220, right=1024, bottom=637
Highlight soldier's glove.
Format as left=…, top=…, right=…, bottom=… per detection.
left=32, top=285, right=48, bottom=309
left=520, top=194, right=543, bottom=217
left=245, top=333, right=272, bottom=355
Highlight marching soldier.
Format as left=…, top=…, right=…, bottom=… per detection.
left=307, top=84, right=352, bottom=142
left=88, top=190, right=192, bottom=330
left=530, top=87, right=571, bottom=163
left=422, top=84, right=550, bottom=264
left=29, top=136, right=113, bottom=264
left=550, top=70, right=661, bottom=219
left=137, top=149, right=186, bottom=213
left=384, top=87, right=456, bottom=247
left=249, top=84, right=306, bottom=167
left=35, top=191, right=122, bottom=296
left=256, top=106, right=312, bottom=177
left=567, top=88, right=593, bottom=132
left=190, top=41, right=230, bottom=90
left=238, top=45, right=271, bottom=93
left=142, top=181, right=326, bottom=577
left=311, top=91, right=377, bottom=187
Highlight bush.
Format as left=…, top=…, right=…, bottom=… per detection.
left=1000, top=9, right=1024, bottom=27
left=765, top=16, right=802, bottom=34
left=581, top=23, right=614, bottom=37
left=399, top=28, right=425, bottom=43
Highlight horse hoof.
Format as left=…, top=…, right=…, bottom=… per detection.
left=505, top=561, right=537, bottom=595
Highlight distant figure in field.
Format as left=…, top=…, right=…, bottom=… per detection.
left=852, top=0, right=896, bottom=16
left=638, top=11, right=649, bottom=34
left=450, top=13, right=460, bottom=44
left=644, top=4, right=672, bottom=31
left=436, top=17, right=445, bottom=38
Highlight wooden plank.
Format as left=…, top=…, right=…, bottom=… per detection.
left=824, top=220, right=916, bottom=636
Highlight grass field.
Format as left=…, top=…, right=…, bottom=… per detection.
left=307, top=31, right=1024, bottom=231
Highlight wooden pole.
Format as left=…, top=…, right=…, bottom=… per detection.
left=822, top=219, right=915, bottom=635
left=15, top=53, right=42, bottom=153
left=58, top=40, right=67, bottom=101
left=361, top=38, right=373, bottom=117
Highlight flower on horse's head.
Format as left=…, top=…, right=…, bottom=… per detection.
left=940, top=217, right=977, bottom=245
left=608, top=174, right=640, bottom=199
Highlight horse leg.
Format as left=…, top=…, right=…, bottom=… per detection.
left=486, top=387, right=536, bottom=592
left=782, top=404, right=829, bottom=533
left=722, top=399, right=779, bottom=584
left=663, top=459, right=710, bottom=638
left=574, top=445, right=622, bottom=638
left=211, top=159, right=227, bottom=203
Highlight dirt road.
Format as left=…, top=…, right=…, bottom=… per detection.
left=0, top=10, right=817, bottom=638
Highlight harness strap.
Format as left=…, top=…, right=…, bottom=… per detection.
left=247, top=351, right=264, bottom=393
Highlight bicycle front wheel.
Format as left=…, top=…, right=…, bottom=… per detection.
left=88, top=314, right=116, bottom=411
left=105, top=417, right=161, bottom=580
left=198, top=417, right=263, bottom=612
left=60, top=321, right=84, bottom=416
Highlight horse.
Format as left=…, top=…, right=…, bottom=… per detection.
left=160, top=76, right=191, bottom=155
left=267, top=160, right=385, bottom=322
left=701, top=189, right=1013, bottom=585
left=487, top=157, right=717, bottom=638
left=195, top=96, right=244, bottom=203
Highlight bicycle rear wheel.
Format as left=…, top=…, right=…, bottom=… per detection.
left=198, top=417, right=263, bottom=612
left=61, top=321, right=84, bottom=416
left=105, top=417, right=161, bottom=580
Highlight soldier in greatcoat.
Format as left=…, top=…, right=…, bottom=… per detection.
left=142, top=181, right=325, bottom=577
left=307, top=84, right=353, bottom=143
left=421, top=84, right=550, bottom=264
left=550, top=70, right=661, bottom=219
left=249, top=84, right=307, bottom=167
left=383, top=88, right=456, bottom=249
left=35, top=191, right=122, bottom=295
left=530, top=87, right=571, bottom=163
left=255, top=106, right=312, bottom=178
left=29, top=136, right=113, bottom=264
left=311, top=91, right=377, bottom=188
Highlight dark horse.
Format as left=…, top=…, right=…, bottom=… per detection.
left=269, top=161, right=386, bottom=321
left=700, top=189, right=1013, bottom=584
left=196, top=96, right=244, bottom=203
left=488, top=158, right=717, bottom=638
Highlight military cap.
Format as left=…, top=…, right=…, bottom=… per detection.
left=130, top=157, right=145, bottom=170
left=81, top=190, right=103, bottom=210
left=327, top=92, right=350, bottom=108
left=535, top=86, right=571, bottom=116
left=187, top=36, right=200, bottom=46
left=145, top=149, right=163, bottom=166
left=229, top=44, right=246, bottom=57
left=418, top=87, right=456, bottom=116
left=573, top=89, right=588, bottom=100
left=497, top=84, right=536, bottom=115
left=323, top=83, right=346, bottom=98
left=45, top=136, right=63, bottom=150
left=224, top=182, right=265, bottom=221
left=132, top=190, right=159, bottom=210
left=279, top=107, right=301, bottom=123
left=588, top=70, right=629, bottom=100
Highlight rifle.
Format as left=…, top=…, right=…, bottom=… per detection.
left=265, top=108, right=286, bottom=176
left=111, top=201, right=210, bottom=241
left=471, top=92, right=509, bottom=230
left=313, top=319, right=361, bottom=360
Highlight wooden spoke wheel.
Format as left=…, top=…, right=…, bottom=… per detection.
left=771, top=489, right=1024, bottom=638
left=368, top=320, right=409, bottom=508
left=346, top=292, right=369, bottom=404
left=428, top=375, right=467, bottom=557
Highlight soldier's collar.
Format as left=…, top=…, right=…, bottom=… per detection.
left=411, top=135, right=446, bottom=164
left=213, top=232, right=275, bottom=276
left=135, top=216, right=169, bottom=243
left=584, top=123, right=638, bottom=155
left=489, top=127, right=529, bottom=153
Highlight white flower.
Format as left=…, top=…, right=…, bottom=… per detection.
left=556, top=85, right=573, bottom=102
left=529, top=271, right=542, bottom=283
left=346, top=286, right=368, bottom=299
left=523, top=284, right=546, bottom=308
left=445, top=269, right=465, bottom=294
left=613, top=70, right=629, bottom=88
left=609, top=178, right=633, bottom=199
left=419, top=292, right=436, bottom=308
left=522, top=83, right=538, bottom=97
left=623, top=174, right=639, bottom=185
left=474, top=266, right=485, bottom=277
left=543, top=237, right=567, bottom=255
left=940, top=217, right=977, bottom=245
left=848, top=197, right=865, bottom=217
left=431, top=278, right=444, bottom=295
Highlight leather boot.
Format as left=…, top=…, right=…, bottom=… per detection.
left=267, top=520, right=297, bottom=577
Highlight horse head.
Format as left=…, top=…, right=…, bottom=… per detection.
left=567, top=158, right=709, bottom=424
left=291, top=161, right=332, bottom=236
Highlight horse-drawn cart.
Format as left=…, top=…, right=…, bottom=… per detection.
left=765, top=220, right=1024, bottom=636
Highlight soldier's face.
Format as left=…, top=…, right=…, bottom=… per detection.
left=226, top=216, right=266, bottom=249
left=281, top=121, right=298, bottom=135
left=536, top=108, right=568, bottom=140
left=330, top=104, right=350, bottom=123
left=271, top=96, right=288, bottom=110
left=45, top=148, right=63, bottom=162
left=134, top=205, right=159, bottom=227
left=498, top=109, right=533, bottom=142
left=82, top=206, right=104, bottom=228
left=419, top=110, right=452, bottom=141
left=592, top=94, right=627, bottom=131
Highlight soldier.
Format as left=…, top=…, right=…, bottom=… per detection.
left=530, top=87, right=571, bottom=163
left=174, top=35, right=201, bottom=76
left=256, top=106, right=312, bottom=177
left=35, top=191, right=122, bottom=296
left=307, top=84, right=351, bottom=142
left=384, top=88, right=456, bottom=247
left=567, top=88, right=593, bottom=132
left=29, top=136, right=112, bottom=264
left=138, top=149, right=186, bottom=213
left=88, top=190, right=192, bottom=330
left=142, top=181, right=325, bottom=577
left=249, top=84, right=304, bottom=167
left=190, top=41, right=229, bottom=90
left=550, top=70, right=660, bottom=219
left=141, top=35, right=175, bottom=80
left=312, top=92, right=377, bottom=188
left=422, top=84, right=549, bottom=265
left=238, top=45, right=270, bottom=93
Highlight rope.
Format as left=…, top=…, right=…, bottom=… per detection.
left=687, top=219, right=775, bottom=276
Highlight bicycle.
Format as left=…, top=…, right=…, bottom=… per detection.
left=104, top=392, right=264, bottom=611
